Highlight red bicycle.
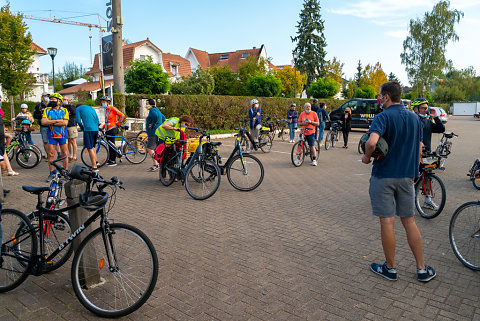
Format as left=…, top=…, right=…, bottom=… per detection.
left=414, top=153, right=446, bottom=219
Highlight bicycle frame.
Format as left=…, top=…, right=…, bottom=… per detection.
left=210, top=134, right=245, bottom=173
left=97, top=132, right=137, bottom=157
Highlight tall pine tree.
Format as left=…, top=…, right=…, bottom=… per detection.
left=291, top=0, right=327, bottom=94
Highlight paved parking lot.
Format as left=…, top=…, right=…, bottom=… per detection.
left=1, top=116, right=479, bottom=320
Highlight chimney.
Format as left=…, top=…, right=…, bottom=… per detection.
left=253, top=47, right=256, bottom=49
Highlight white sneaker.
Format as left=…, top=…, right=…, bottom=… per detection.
left=423, top=200, right=439, bottom=210
left=312, top=160, right=317, bottom=166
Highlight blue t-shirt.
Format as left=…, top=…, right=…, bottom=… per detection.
left=248, top=107, right=262, bottom=129
left=76, top=105, right=100, bottom=132
left=146, top=107, right=166, bottom=137
left=317, top=108, right=329, bottom=123
left=368, top=104, right=423, bottom=178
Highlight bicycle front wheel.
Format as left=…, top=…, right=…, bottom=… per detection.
left=449, top=202, right=480, bottom=270
left=415, top=173, right=446, bottom=219
left=472, top=177, right=480, bottom=190
left=0, top=209, right=37, bottom=293
left=357, top=139, right=363, bottom=154
left=291, top=141, right=305, bottom=167
left=71, top=223, right=158, bottom=318
left=227, top=154, right=264, bottom=191
left=325, top=132, right=332, bottom=150
left=185, top=159, right=221, bottom=200
left=16, top=147, right=39, bottom=169
left=124, top=139, right=147, bottom=164
left=259, top=133, right=273, bottom=153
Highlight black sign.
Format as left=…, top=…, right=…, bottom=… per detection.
left=102, top=34, right=113, bottom=72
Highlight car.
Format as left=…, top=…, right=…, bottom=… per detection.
left=430, top=107, right=448, bottom=123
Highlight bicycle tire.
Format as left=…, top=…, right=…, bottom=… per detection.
left=259, top=133, right=273, bottom=153
left=27, top=211, right=73, bottom=273
left=185, top=159, right=221, bottom=200
left=226, top=154, right=264, bottom=191
left=280, top=126, right=289, bottom=141
left=71, top=223, right=158, bottom=317
left=332, top=131, right=338, bottom=147
left=291, top=141, right=305, bottom=167
left=15, top=147, right=40, bottom=169
left=357, top=139, right=363, bottom=154
left=472, top=177, right=480, bottom=190
left=415, top=173, right=446, bottom=219
left=0, top=209, right=37, bottom=293
left=28, top=144, right=43, bottom=162
left=81, top=142, right=109, bottom=168
left=124, top=139, right=147, bottom=164
left=325, top=132, right=332, bottom=150
left=449, top=201, right=480, bottom=270
left=136, top=130, right=148, bottom=143
left=159, top=162, right=176, bottom=186
left=240, top=136, right=250, bottom=153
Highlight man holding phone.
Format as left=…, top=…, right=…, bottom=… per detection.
left=412, top=98, right=445, bottom=152
left=298, top=103, right=319, bottom=166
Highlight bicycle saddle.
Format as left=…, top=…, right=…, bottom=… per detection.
left=210, top=141, right=222, bottom=147
left=79, top=191, right=108, bottom=211
left=22, top=186, right=51, bottom=194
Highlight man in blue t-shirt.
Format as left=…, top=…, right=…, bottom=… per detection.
left=145, top=98, right=165, bottom=172
left=362, top=81, right=436, bottom=283
left=248, top=99, right=262, bottom=145
left=76, top=104, right=100, bottom=171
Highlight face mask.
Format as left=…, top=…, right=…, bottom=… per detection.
left=43, top=97, right=49, bottom=103
left=181, top=124, right=187, bottom=128
left=47, top=101, right=57, bottom=107
left=102, top=103, right=108, bottom=108
left=419, top=113, right=427, bottom=118
left=305, top=110, right=310, bottom=114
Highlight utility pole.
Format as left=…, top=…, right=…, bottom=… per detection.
left=112, top=0, right=124, bottom=94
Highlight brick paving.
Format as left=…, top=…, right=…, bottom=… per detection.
left=1, top=116, right=479, bottom=320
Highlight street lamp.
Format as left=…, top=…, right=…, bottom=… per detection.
left=47, top=47, right=57, bottom=92
left=293, top=52, right=299, bottom=98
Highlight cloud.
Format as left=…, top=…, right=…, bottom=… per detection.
left=330, top=0, right=436, bottom=20
left=385, top=30, right=408, bottom=39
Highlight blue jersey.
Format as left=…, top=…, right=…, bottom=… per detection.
left=43, top=107, right=69, bottom=139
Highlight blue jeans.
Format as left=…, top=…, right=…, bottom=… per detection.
left=318, top=121, right=326, bottom=141
left=288, top=123, right=297, bottom=140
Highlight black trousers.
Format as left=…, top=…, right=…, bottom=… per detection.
left=342, top=128, right=350, bottom=147
left=106, top=127, right=118, bottom=162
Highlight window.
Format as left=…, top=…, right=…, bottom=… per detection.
left=220, top=54, right=229, bottom=60
left=171, top=65, right=178, bottom=75
left=241, top=52, right=250, bottom=59
left=139, top=55, right=151, bottom=61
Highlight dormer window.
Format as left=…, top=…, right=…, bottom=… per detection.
left=140, top=55, right=151, bottom=61
left=170, top=63, right=180, bottom=76
left=220, top=54, right=229, bottom=60
left=241, top=53, right=250, bottom=59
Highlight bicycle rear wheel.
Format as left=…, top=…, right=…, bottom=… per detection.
left=71, top=223, right=158, bottom=317
left=415, top=173, right=446, bottom=219
left=325, top=132, right=332, bottom=150
left=136, top=130, right=148, bottom=143
left=185, top=159, right=221, bottom=200
left=226, top=154, right=264, bottom=191
left=124, top=139, right=147, bottom=164
left=280, top=126, right=289, bottom=141
left=16, top=147, right=39, bottom=169
left=81, top=142, right=109, bottom=168
left=259, top=133, right=273, bottom=153
left=0, top=209, right=37, bottom=293
left=472, top=177, right=480, bottom=190
left=291, top=141, right=305, bottom=167
left=449, top=202, right=480, bottom=270
left=28, top=144, right=43, bottom=160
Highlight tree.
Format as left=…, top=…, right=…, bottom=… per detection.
left=354, top=85, right=376, bottom=99
left=363, top=62, right=388, bottom=93
left=354, top=60, right=363, bottom=87
left=400, top=0, right=463, bottom=96
left=233, top=55, right=269, bottom=95
left=291, top=0, right=327, bottom=90
left=124, top=58, right=170, bottom=94
left=323, top=57, right=344, bottom=84
left=274, top=65, right=306, bottom=98
left=246, top=74, right=283, bottom=97
left=431, top=66, right=479, bottom=103
left=388, top=72, right=401, bottom=83
left=209, top=65, right=237, bottom=95
left=307, top=78, right=339, bottom=98
left=170, top=67, right=214, bottom=95
left=0, top=5, right=35, bottom=119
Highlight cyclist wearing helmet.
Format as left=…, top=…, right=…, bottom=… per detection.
left=411, top=98, right=445, bottom=152
left=42, top=93, right=69, bottom=181
left=287, top=103, right=298, bottom=142
left=248, top=99, right=262, bottom=146
left=100, top=96, right=125, bottom=166
left=363, top=81, right=436, bottom=283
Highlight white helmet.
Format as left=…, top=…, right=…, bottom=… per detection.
left=20, top=103, right=28, bottom=109
left=250, top=99, right=259, bottom=107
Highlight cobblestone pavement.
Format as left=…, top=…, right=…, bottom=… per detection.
left=1, top=116, right=479, bottom=321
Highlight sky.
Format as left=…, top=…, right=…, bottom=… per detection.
left=4, top=0, right=480, bottom=86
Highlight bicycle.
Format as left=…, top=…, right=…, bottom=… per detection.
left=205, top=126, right=264, bottom=191
left=159, top=127, right=221, bottom=200
left=291, top=128, right=321, bottom=167
left=468, top=158, right=480, bottom=190
left=238, top=120, right=273, bottom=153
left=325, top=122, right=341, bottom=150
left=434, top=132, right=457, bottom=169
left=449, top=199, right=480, bottom=270
left=80, top=125, right=147, bottom=168
left=0, top=163, right=159, bottom=317
left=276, top=118, right=290, bottom=141
left=6, top=130, right=40, bottom=169
left=414, top=152, right=446, bottom=219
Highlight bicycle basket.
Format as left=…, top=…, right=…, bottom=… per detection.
left=188, top=140, right=205, bottom=153
left=420, top=155, right=439, bottom=169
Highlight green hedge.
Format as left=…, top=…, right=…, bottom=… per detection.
left=114, top=94, right=346, bottom=130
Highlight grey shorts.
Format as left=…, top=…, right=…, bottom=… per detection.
left=369, top=176, right=415, bottom=217
left=67, top=126, right=78, bottom=139
left=40, top=126, right=49, bottom=143
left=146, top=136, right=159, bottom=150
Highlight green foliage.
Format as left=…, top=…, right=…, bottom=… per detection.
left=342, top=80, right=376, bottom=99
left=307, top=78, right=339, bottom=98
left=274, top=65, right=307, bottom=98
left=432, top=85, right=465, bottom=103
left=354, top=86, right=376, bottom=99
left=124, top=58, right=170, bottom=94
left=209, top=65, right=237, bottom=95
left=234, top=56, right=269, bottom=96
left=401, top=0, right=463, bottom=95
left=1, top=100, right=36, bottom=127
left=246, top=74, right=283, bottom=97
left=323, top=57, right=344, bottom=84
left=388, top=72, right=401, bottom=84
left=291, top=0, right=327, bottom=89
left=170, top=67, right=214, bottom=95
left=342, top=80, right=355, bottom=99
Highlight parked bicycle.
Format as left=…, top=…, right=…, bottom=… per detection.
left=291, top=128, right=321, bottom=167
left=414, top=152, right=446, bottom=219
left=434, top=132, right=457, bottom=169
left=325, top=121, right=341, bottom=150
left=238, top=119, right=273, bottom=153
left=80, top=125, right=147, bottom=168
left=468, top=158, right=480, bottom=190
left=6, top=130, right=40, bottom=169
left=159, top=127, right=221, bottom=200
left=0, top=163, right=158, bottom=317
left=276, top=118, right=290, bottom=141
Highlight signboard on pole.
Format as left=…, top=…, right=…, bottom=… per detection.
left=102, top=34, right=113, bottom=72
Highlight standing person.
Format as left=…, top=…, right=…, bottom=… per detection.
left=34, top=92, right=50, bottom=158
left=145, top=98, right=165, bottom=172
left=64, top=98, right=78, bottom=162
left=298, top=103, right=319, bottom=166
left=76, top=104, right=100, bottom=171
left=101, top=96, right=125, bottom=167
left=311, top=98, right=320, bottom=140
left=317, top=102, right=330, bottom=143
left=411, top=98, right=445, bottom=152
left=340, top=107, right=352, bottom=148
left=42, top=93, right=69, bottom=182
left=287, top=103, right=298, bottom=143
left=0, top=107, right=5, bottom=251
left=362, top=81, right=436, bottom=282
left=248, top=99, right=262, bottom=145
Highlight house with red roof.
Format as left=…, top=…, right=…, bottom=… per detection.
left=59, top=39, right=191, bottom=100
left=185, top=45, right=272, bottom=73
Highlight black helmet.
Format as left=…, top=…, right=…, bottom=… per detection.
left=70, top=164, right=93, bottom=181
left=79, top=191, right=108, bottom=211
left=360, top=133, right=389, bottom=159
left=313, top=98, right=318, bottom=103
left=100, top=96, right=111, bottom=101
